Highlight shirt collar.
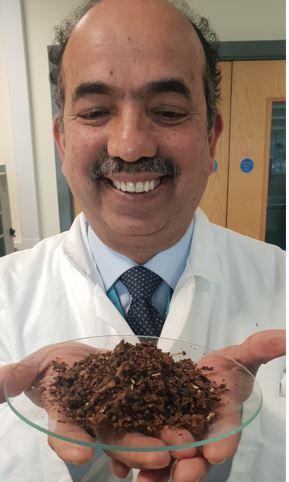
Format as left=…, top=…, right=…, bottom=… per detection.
left=62, top=208, right=222, bottom=289
left=145, top=221, right=194, bottom=289
left=87, top=220, right=194, bottom=292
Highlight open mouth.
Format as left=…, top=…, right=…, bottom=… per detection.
left=105, top=178, right=164, bottom=193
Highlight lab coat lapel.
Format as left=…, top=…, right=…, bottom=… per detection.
left=160, top=208, right=222, bottom=351
left=160, top=272, right=196, bottom=347
left=93, top=284, right=135, bottom=335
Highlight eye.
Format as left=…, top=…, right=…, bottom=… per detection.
left=78, top=108, right=111, bottom=120
left=149, top=108, right=189, bottom=125
left=157, top=111, right=184, bottom=119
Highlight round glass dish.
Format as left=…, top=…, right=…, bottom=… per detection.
left=4, top=335, right=262, bottom=453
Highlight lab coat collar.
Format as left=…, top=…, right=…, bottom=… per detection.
left=185, top=208, right=222, bottom=283
left=62, top=208, right=222, bottom=286
left=62, top=213, right=104, bottom=287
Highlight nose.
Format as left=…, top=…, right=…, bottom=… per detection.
left=107, top=107, right=158, bottom=162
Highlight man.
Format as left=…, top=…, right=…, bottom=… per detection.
left=0, top=0, right=285, bottom=481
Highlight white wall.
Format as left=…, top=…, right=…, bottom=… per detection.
left=0, top=14, right=21, bottom=243
left=187, top=0, right=285, bottom=41
left=1, top=0, right=41, bottom=249
left=1, top=0, right=286, bottom=244
left=21, top=0, right=81, bottom=239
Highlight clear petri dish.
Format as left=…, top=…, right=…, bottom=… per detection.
left=4, top=335, right=262, bottom=453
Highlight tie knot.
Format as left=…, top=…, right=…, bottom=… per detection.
left=120, top=266, right=162, bottom=299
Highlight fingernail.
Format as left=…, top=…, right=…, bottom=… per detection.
left=208, top=458, right=226, bottom=465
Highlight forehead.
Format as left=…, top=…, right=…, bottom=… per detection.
left=62, top=0, right=205, bottom=93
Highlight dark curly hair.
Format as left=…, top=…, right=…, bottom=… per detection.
left=49, top=0, right=221, bottom=130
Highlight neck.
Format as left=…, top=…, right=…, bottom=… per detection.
left=86, top=221, right=191, bottom=264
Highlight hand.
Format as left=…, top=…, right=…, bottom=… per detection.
left=0, top=342, right=100, bottom=464
left=0, top=329, right=285, bottom=482
left=0, top=342, right=183, bottom=476
left=108, top=329, right=285, bottom=482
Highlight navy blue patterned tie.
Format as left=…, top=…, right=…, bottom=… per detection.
left=119, top=266, right=164, bottom=337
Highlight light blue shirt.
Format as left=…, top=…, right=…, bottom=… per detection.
left=87, top=220, right=194, bottom=318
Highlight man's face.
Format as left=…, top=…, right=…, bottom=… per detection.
left=54, top=0, right=222, bottom=260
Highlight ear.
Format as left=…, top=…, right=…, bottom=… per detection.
left=208, top=112, right=223, bottom=173
left=53, top=114, right=65, bottom=163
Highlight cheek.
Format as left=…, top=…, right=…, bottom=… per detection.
left=62, top=131, right=100, bottom=179
left=172, top=132, right=210, bottom=177
left=173, top=136, right=211, bottom=200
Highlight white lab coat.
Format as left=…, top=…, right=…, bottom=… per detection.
left=0, top=208, right=285, bottom=482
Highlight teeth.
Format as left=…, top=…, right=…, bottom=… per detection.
left=144, top=181, right=150, bottom=192
left=136, top=182, right=144, bottom=193
left=112, top=179, right=161, bottom=193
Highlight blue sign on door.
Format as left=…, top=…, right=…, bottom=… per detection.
left=240, top=158, right=254, bottom=173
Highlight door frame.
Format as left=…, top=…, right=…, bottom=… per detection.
left=219, top=40, right=285, bottom=61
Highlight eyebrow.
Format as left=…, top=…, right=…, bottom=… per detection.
left=143, top=79, right=191, bottom=101
left=73, top=82, right=114, bottom=102
left=72, top=78, right=191, bottom=103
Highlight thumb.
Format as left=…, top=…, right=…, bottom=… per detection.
left=0, top=341, right=95, bottom=404
left=0, top=362, right=39, bottom=403
left=0, top=344, right=60, bottom=403
left=219, top=329, right=285, bottom=375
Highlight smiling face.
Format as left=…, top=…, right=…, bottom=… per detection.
left=54, top=0, right=222, bottom=263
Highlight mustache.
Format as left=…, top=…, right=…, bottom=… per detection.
left=90, top=152, right=181, bottom=180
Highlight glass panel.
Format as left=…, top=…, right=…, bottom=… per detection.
left=0, top=236, right=5, bottom=257
left=265, top=102, right=286, bottom=250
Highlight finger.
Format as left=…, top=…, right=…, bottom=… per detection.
left=202, top=431, right=240, bottom=465
left=0, top=363, right=39, bottom=403
left=109, top=459, right=131, bottom=479
left=47, top=414, right=95, bottom=465
left=137, top=466, right=172, bottom=482
left=219, top=329, right=286, bottom=374
left=171, top=456, right=211, bottom=482
left=160, top=427, right=198, bottom=459
left=202, top=388, right=241, bottom=464
left=106, top=433, right=171, bottom=469
left=39, top=373, right=94, bottom=466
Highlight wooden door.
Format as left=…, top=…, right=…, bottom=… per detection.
left=227, top=60, right=285, bottom=240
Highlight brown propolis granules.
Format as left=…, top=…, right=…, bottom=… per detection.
left=49, top=340, right=226, bottom=440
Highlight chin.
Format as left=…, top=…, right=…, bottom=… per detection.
left=106, top=216, right=168, bottom=238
